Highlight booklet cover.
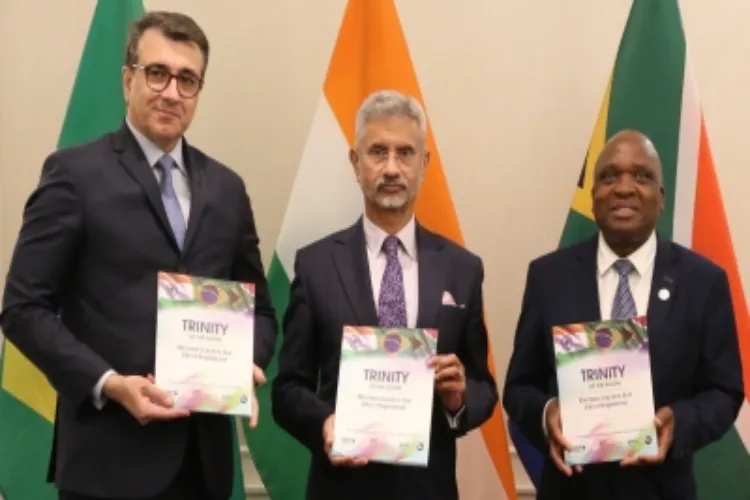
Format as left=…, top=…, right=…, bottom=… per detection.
left=553, top=316, right=659, bottom=465
left=154, top=272, right=255, bottom=416
left=331, top=326, right=439, bottom=467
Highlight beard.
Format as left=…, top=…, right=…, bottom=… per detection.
left=358, top=172, right=420, bottom=210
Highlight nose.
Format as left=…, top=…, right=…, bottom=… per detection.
left=613, top=174, right=637, bottom=195
left=383, top=154, right=400, bottom=175
left=161, top=77, right=181, bottom=100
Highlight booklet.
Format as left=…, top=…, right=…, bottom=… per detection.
left=553, top=316, right=659, bottom=465
left=154, top=272, right=255, bottom=416
left=331, top=326, right=439, bottom=467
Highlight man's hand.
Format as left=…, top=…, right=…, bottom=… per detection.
left=545, top=398, right=582, bottom=476
left=103, top=373, right=189, bottom=425
left=322, top=414, right=368, bottom=467
left=428, top=354, right=466, bottom=413
left=247, top=365, right=266, bottom=429
left=620, top=406, right=675, bottom=467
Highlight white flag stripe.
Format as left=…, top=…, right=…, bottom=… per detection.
left=276, top=94, right=363, bottom=277
left=672, top=54, right=700, bottom=248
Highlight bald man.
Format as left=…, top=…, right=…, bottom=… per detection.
left=502, top=130, right=744, bottom=500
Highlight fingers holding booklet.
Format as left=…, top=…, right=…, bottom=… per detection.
left=323, top=414, right=369, bottom=467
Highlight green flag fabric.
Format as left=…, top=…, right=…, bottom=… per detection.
left=0, top=3, right=144, bottom=498
left=558, top=1, right=750, bottom=498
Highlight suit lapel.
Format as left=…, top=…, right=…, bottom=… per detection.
left=416, top=226, right=447, bottom=328
left=576, top=237, right=603, bottom=322
left=333, top=219, right=379, bottom=326
left=646, top=239, right=679, bottom=338
left=113, top=125, right=178, bottom=250
left=181, top=144, right=207, bottom=254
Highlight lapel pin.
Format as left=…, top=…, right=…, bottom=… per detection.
left=658, top=288, right=670, bottom=301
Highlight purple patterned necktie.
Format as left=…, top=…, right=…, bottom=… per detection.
left=378, top=235, right=408, bottom=327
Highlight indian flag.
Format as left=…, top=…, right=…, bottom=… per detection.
left=242, top=0, right=518, bottom=498
left=509, top=1, right=750, bottom=497
left=0, top=1, right=145, bottom=498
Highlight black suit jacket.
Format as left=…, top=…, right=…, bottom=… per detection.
left=0, top=123, right=277, bottom=498
left=502, top=235, right=744, bottom=500
left=271, top=218, right=498, bottom=500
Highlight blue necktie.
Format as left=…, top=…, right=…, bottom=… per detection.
left=156, top=156, right=186, bottom=250
left=611, top=259, right=637, bottom=319
left=378, top=236, right=408, bottom=327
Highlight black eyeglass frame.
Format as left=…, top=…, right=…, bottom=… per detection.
left=130, top=63, right=204, bottom=98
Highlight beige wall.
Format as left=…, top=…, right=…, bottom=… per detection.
left=1, top=0, right=749, bottom=438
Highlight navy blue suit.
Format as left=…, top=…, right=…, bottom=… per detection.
left=503, top=235, right=744, bottom=500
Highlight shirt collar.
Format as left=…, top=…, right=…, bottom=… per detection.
left=597, top=230, right=657, bottom=277
left=126, top=118, right=186, bottom=176
left=362, top=214, right=417, bottom=260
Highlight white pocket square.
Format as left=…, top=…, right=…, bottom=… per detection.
left=442, top=290, right=464, bottom=308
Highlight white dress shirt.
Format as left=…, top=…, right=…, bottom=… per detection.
left=361, top=214, right=464, bottom=428
left=91, top=120, right=192, bottom=409
left=542, top=230, right=657, bottom=433
left=596, top=230, right=656, bottom=320
left=362, top=214, right=419, bottom=327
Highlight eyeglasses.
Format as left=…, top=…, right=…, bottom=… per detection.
left=364, top=146, right=421, bottom=167
left=131, top=63, right=203, bottom=98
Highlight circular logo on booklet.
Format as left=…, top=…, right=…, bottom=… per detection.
left=199, top=284, right=220, bottom=305
left=383, top=332, right=403, bottom=354
left=594, top=328, right=613, bottom=349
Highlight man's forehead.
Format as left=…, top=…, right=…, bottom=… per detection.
left=596, top=139, right=657, bottom=169
left=362, top=121, right=421, bottom=145
left=138, top=29, right=204, bottom=72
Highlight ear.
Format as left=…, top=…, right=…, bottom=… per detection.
left=659, top=185, right=666, bottom=211
left=348, top=148, right=358, bottom=172
left=423, top=150, right=431, bottom=169
left=122, top=66, right=133, bottom=103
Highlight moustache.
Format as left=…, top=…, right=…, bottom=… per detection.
left=375, top=178, right=408, bottom=190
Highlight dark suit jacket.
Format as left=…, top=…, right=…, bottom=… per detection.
left=271, top=218, right=498, bottom=500
left=0, top=123, right=277, bottom=499
left=502, top=235, right=744, bottom=500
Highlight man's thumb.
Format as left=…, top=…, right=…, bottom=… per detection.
left=254, top=366, right=267, bottom=386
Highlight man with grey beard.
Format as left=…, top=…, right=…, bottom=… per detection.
left=271, top=89, right=498, bottom=500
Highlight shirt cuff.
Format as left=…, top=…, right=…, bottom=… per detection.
left=92, top=369, right=116, bottom=410
left=445, top=405, right=466, bottom=429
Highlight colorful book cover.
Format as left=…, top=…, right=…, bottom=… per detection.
left=553, top=316, right=659, bottom=465
left=154, top=272, right=255, bottom=416
left=332, top=326, right=439, bottom=467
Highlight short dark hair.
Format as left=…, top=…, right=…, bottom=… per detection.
left=125, top=11, right=210, bottom=74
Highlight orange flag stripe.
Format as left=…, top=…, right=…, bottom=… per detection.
left=322, top=1, right=516, bottom=497
left=692, top=116, right=750, bottom=396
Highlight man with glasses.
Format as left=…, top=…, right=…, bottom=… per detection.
left=0, top=11, right=277, bottom=500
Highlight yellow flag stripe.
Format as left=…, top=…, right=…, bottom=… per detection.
left=571, top=72, right=613, bottom=221
left=2, top=343, right=56, bottom=423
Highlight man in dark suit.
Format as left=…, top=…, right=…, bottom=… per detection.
left=271, top=89, right=498, bottom=500
left=0, top=11, right=276, bottom=500
left=503, top=129, right=744, bottom=500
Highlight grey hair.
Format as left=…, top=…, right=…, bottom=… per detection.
left=354, top=90, right=427, bottom=148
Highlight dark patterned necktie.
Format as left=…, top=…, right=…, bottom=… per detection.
left=378, top=236, right=407, bottom=327
left=611, top=259, right=637, bottom=319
